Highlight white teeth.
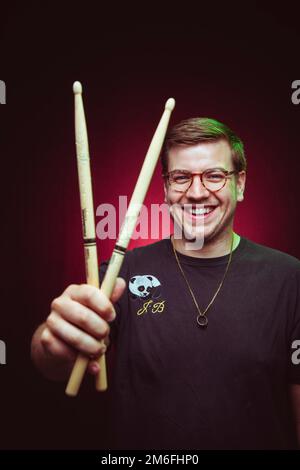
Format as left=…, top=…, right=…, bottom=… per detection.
left=185, top=206, right=215, bottom=215
left=193, top=208, right=210, bottom=215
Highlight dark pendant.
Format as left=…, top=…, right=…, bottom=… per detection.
left=197, top=315, right=208, bottom=327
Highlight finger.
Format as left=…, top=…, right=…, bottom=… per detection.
left=110, top=277, right=126, bottom=303
left=51, top=296, right=110, bottom=339
left=40, top=327, right=77, bottom=362
left=46, top=312, right=105, bottom=356
left=88, top=360, right=100, bottom=375
left=87, top=343, right=107, bottom=375
left=62, top=284, right=116, bottom=322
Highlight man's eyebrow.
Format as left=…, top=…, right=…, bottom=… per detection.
left=170, top=167, right=228, bottom=173
left=204, top=167, right=228, bottom=172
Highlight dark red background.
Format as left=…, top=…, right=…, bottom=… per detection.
left=1, top=3, right=300, bottom=449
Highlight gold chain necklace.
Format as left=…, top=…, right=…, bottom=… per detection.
left=171, top=233, right=234, bottom=327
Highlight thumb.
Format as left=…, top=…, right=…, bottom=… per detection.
left=110, top=277, right=126, bottom=303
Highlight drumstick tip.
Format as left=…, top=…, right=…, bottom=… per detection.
left=73, top=81, right=82, bottom=94
left=165, top=98, right=175, bottom=111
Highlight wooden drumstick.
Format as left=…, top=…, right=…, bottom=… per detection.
left=65, top=81, right=107, bottom=396
left=66, top=94, right=176, bottom=396
left=95, top=97, right=175, bottom=390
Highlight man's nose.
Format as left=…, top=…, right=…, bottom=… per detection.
left=185, top=175, right=210, bottom=199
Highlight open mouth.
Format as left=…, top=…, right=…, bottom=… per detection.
left=182, top=205, right=217, bottom=219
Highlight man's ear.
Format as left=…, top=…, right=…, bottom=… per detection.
left=237, top=190, right=244, bottom=202
left=237, top=171, right=246, bottom=202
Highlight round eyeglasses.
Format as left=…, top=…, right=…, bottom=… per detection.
left=163, top=168, right=238, bottom=193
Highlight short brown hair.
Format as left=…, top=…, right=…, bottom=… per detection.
left=161, top=117, right=246, bottom=174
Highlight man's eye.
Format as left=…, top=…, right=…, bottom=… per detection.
left=173, top=174, right=190, bottom=183
left=205, top=172, right=224, bottom=181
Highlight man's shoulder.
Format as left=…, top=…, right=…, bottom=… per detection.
left=242, top=237, right=300, bottom=273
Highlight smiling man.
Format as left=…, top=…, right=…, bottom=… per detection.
left=31, top=117, right=300, bottom=450
left=163, top=128, right=245, bottom=256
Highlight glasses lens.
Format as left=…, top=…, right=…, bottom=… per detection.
left=169, top=171, right=191, bottom=191
left=203, top=170, right=226, bottom=191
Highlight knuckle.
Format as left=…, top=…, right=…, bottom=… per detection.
left=95, top=319, right=110, bottom=337
left=46, top=313, right=56, bottom=330
left=51, top=296, right=63, bottom=312
left=98, top=295, right=113, bottom=315
left=65, top=284, right=79, bottom=295
left=91, top=341, right=103, bottom=356
left=69, top=283, right=79, bottom=290
left=79, top=284, right=95, bottom=303
left=76, top=308, right=90, bottom=329
left=103, top=322, right=110, bottom=337
left=40, top=328, right=51, bottom=347
left=102, top=302, right=112, bottom=315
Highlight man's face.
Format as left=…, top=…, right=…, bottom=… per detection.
left=164, top=140, right=246, bottom=246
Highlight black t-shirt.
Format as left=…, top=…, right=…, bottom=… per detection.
left=100, top=237, right=300, bottom=450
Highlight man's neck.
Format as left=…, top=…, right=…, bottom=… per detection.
left=172, top=231, right=241, bottom=258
